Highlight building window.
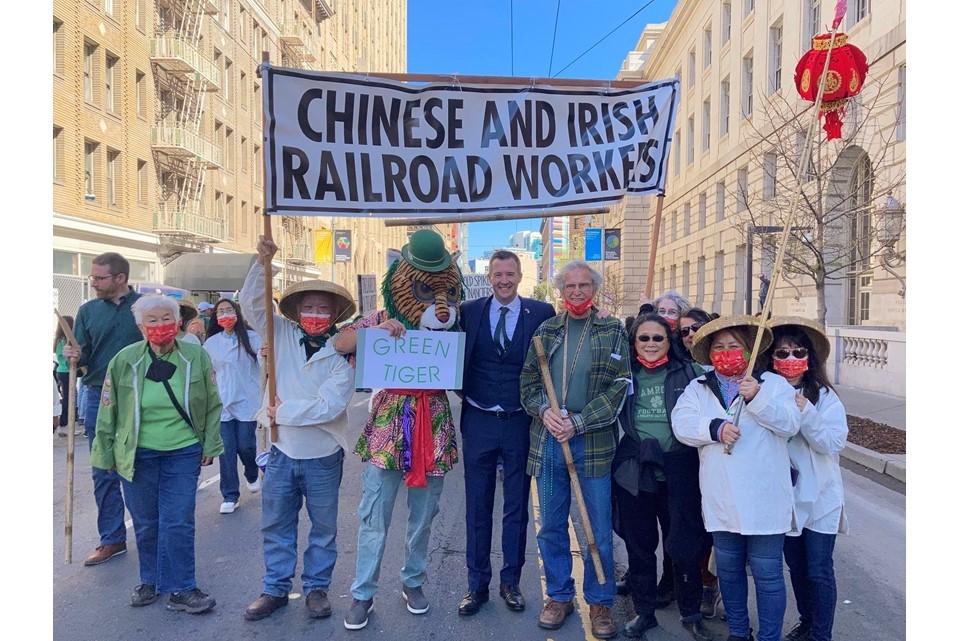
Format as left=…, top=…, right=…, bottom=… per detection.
left=769, top=20, right=783, bottom=94
left=105, top=53, right=118, bottom=112
left=241, top=200, right=249, bottom=235
left=846, top=154, right=874, bottom=324
left=84, top=140, right=98, bottom=199
left=688, top=49, right=696, bottom=87
left=720, top=77, right=730, bottom=136
left=53, top=126, right=64, bottom=182
left=699, top=192, right=707, bottom=229
left=137, top=159, right=148, bottom=204
left=53, top=20, right=64, bottom=75
left=697, top=256, right=706, bottom=304
left=106, top=149, right=120, bottom=206
left=254, top=83, right=261, bottom=124
left=241, top=136, right=248, bottom=172
left=673, top=130, right=681, bottom=177
left=671, top=211, right=678, bottom=242
left=670, top=264, right=677, bottom=290
left=741, top=52, right=753, bottom=117
left=659, top=267, right=665, bottom=293
left=796, top=131, right=815, bottom=182
left=254, top=144, right=262, bottom=184
left=716, top=181, right=726, bottom=221
left=896, top=65, right=906, bottom=141
left=136, top=71, right=146, bottom=116
left=661, top=210, right=667, bottom=246
left=848, top=0, right=870, bottom=27
left=135, top=0, right=146, bottom=30
left=702, top=99, right=711, bottom=151
left=722, top=3, right=732, bottom=44
left=253, top=21, right=262, bottom=56
left=804, top=0, right=821, bottom=46
left=104, top=0, right=113, bottom=16
left=703, top=26, right=712, bottom=69
left=214, top=121, right=224, bottom=160
left=226, top=195, right=235, bottom=240
left=84, top=41, right=97, bottom=103
left=686, top=116, right=695, bottom=165
left=240, top=70, right=247, bottom=110
left=684, top=202, right=691, bottom=235
left=226, top=127, right=235, bottom=171
left=762, top=152, right=777, bottom=200
left=714, top=252, right=724, bottom=313
left=682, top=261, right=691, bottom=298
left=239, top=6, right=247, bottom=42
left=737, top=167, right=748, bottom=211
left=222, top=0, right=231, bottom=32
left=743, top=0, right=755, bottom=18
left=224, top=58, right=233, bottom=101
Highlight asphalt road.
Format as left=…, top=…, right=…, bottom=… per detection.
left=51, top=393, right=905, bottom=641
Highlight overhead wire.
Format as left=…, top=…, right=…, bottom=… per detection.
left=548, top=0, right=562, bottom=77
left=511, top=0, right=515, bottom=75
left=551, top=0, right=657, bottom=78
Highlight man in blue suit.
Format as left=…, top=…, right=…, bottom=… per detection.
left=457, top=250, right=556, bottom=616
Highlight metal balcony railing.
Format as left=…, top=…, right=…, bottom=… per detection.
left=286, top=242, right=316, bottom=265
left=150, top=37, right=221, bottom=90
left=279, top=18, right=306, bottom=47
left=153, top=204, right=226, bottom=242
left=151, top=126, right=223, bottom=168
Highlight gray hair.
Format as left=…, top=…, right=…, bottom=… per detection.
left=554, top=259, right=603, bottom=291
left=655, top=290, right=692, bottom=315
left=132, top=295, right=182, bottom=325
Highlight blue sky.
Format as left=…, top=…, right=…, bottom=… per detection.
left=407, top=0, right=678, bottom=261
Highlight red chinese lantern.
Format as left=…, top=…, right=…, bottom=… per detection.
left=794, top=33, right=869, bottom=140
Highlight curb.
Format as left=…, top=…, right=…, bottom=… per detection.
left=840, top=442, right=905, bottom=483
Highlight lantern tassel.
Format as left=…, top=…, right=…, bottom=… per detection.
left=821, top=109, right=844, bottom=140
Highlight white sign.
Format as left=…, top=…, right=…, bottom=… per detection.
left=263, top=67, right=679, bottom=217
left=464, top=273, right=493, bottom=300
left=357, top=274, right=378, bottom=316
left=355, top=328, right=466, bottom=390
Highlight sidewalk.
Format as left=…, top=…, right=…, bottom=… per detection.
left=833, top=383, right=906, bottom=484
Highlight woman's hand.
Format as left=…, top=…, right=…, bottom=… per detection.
left=739, top=376, right=760, bottom=402
left=266, top=396, right=282, bottom=420
left=200, top=457, right=214, bottom=466
left=719, top=421, right=740, bottom=446
left=795, top=391, right=808, bottom=411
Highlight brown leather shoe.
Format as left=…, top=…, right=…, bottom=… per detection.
left=538, top=598, right=575, bottom=630
left=305, top=589, right=332, bottom=618
left=244, top=593, right=289, bottom=621
left=590, top=604, right=618, bottom=639
left=84, top=542, right=127, bottom=566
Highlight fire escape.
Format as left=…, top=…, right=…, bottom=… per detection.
left=150, top=0, right=223, bottom=262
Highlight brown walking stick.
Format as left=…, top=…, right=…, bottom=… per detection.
left=532, top=336, right=606, bottom=584
left=54, top=309, right=81, bottom=563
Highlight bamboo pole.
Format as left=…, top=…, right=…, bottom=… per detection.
left=259, top=51, right=279, bottom=444
left=644, top=193, right=666, bottom=299
left=532, top=337, right=606, bottom=584
left=54, top=309, right=81, bottom=563
left=382, top=207, right=611, bottom=227
left=726, top=28, right=843, bottom=454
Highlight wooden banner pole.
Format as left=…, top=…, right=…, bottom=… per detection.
left=54, top=309, right=81, bottom=563
left=382, top=206, right=611, bottom=228
left=644, top=192, right=666, bottom=299
left=259, top=52, right=279, bottom=444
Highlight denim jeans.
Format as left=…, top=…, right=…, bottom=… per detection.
left=84, top=385, right=127, bottom=546
left=783, top=530, right=838, bottom=641
left=120, top=443, right=202, bottom=593
left=713, top=531, right=787, bottom=641
left=536, top=435, right=615, bottom=607
left=261, top=446, right=344, bottom=597
left=218, top=419, right=259, bottom=502
left=351, top=464, right=445, bottom=601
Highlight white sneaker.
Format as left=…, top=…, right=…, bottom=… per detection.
left=246, top=478, right=262, bottom=493
left=219, top=501, right=238, bottom=514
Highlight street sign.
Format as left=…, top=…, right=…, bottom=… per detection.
left=584, top=228, right=602, bottom=261
left=605, top=228, right=621, bottom=260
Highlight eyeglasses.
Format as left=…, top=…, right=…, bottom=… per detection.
left=774, top=348, right=808, bottom=360
left=679, top=323, right=704, bottom=338
left=636, top=334, right=667, bottom=343
left=657, top=308, right=681, bottom=318
left=88, top=274, right=115, bottom=283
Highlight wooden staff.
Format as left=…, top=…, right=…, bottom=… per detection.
left=259, top=51, right=278, bottom=444
left=54, top=309, right=81, bottom=563
left=532, top=337, right=606, bottom=584
left=644, top=192, right=666, bottom=299
left=726, top=28, right=843, bottom=454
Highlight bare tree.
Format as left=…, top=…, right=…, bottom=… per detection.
left=734, top=71, right=906, bottom=326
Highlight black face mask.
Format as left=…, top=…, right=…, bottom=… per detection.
left=145, top=346, right=177, bottom=382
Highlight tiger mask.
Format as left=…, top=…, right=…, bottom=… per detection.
left=382, top=229, right=464, bottom=331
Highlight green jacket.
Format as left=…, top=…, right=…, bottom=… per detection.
left=90, top=340, right=224, bottom=481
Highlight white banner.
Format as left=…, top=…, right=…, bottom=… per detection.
left=355, top=328, right=465, bottom=390
left=262, top=66, right=680, bottom=217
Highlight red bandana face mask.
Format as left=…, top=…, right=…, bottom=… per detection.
left=662, top=316, right=679, bottom=330
left=711, top=348, right=749, bottom=377
left=218, top=314, right=238, bottom=330
left=773, top=357, right=809, bottom=380
left=145, top=322, right=178, bottom=346
left=637, top=354, right=669, bottom=369
left=299, top=313, right=332, bottom=337
left=563, top=298, right=594, bottom=316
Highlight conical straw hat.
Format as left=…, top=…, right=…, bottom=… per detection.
left=278, top=280, right=357, bottom=324
left=690, top=314, right=773, bottom=366
left=766, top=315, right=831, bottom=359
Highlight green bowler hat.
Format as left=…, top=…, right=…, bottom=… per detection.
left=401, top=229, right=451, bottom=273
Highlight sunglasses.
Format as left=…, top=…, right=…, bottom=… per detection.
left=636, top=334, right=667, bottom=343
left=679, top=323, right=704, bottom=338
left=774, top=348, right=808, bottom=360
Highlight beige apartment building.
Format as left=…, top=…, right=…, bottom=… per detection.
left=52, top=0, right=419, bottom=316
left=555, top=1, right=906, bottom=395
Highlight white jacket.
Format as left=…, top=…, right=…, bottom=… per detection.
left=203, top=328, right=263, bottom=422
left=240, top=262, right=355, bottom=460
left=788, top=386, right=849, bottom=535
left=672, top=371, right=801, bottom=535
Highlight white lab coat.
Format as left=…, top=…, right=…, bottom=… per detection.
left=788, top=386, right=849, bottom=535
left=672, top=371, right=801, bottom=535
left=240, top=262, right=355, bottom=459
left=203, top=328, right=263, bottom=423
